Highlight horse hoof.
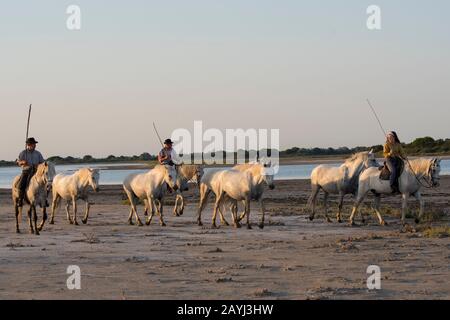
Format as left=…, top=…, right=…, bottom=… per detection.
left=326, top=218, right=332, bottom=223
left=247, top=225, right=252, bottom=230
left=308, top=216, right=314, bottom=221
left=414, top=218, right=420, bottom=224
left=74, top=221, right=79, bottom=226
left=381, top=220, right=388, bottom=226
left=234, top=224, right=242, bottom=229
left=82, top=219, right=87, bottom=225
left=49, top=220, right=54, bottom=225
left=349, top=221, right=356, bottom=227
left=128, top=221, right=134, bottom=226
left=337, top=219, right=343, bottom=224
left=259, top=224, right=265, bottom=230
left=16, top=229, right=20, bottom=234
left=161, top=222, right=167, bottom=227
left=145, top=220, right=151, bottom=226
left=35, top=231, right=40, bottom=236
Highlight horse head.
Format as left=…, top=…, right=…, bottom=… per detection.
left=429, top=158, right=441, bottom=187
left=164, top=165, right=178, bottom=191
left=87, top=168, right=101, bottom=192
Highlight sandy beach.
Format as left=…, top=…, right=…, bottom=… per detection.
left=0, top=178, right=449, bottom=300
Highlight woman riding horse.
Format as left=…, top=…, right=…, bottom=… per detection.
left=384, top=131, right=406, bottom=194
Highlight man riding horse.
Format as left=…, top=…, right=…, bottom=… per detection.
left=158, top=139, right=180, bottom=166
left=16, top=137, right=45, bottom=206
left=384, top=131, right=406, bottom=194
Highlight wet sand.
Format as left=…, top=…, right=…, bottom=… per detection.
left=0, top=178, right=449, bottom=300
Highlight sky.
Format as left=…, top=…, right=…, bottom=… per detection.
left=1, top=0, right=449, bottom=160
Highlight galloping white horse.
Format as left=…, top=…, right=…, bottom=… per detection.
left=123, top=165, right=178, bottom=227
left=12, top=162, right=56, bottom=235
left=350, top=158, right=441, bottom=225
left=308, top=151, right=378, bottom=223
left=50, top=168, right=100, bottom=226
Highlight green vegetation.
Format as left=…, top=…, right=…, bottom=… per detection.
left=281, top=137, right=450, bottom=158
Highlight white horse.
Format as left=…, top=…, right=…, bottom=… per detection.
left=123, top=165, right=178, bottom=227
left=225, top=162, right=276, bottom=229
left=350, top=158, right=441, bottom=225
left=50, top=168, right=100, bottom=226
left=308, top=151, right=378, bottom=223
left=144, top=164, right=203, bottom=217
left=197, top=161, right=275, bottom=229
left=211, top=170, right=253, bottom=229
left=12, top=162, right=56, bottom=235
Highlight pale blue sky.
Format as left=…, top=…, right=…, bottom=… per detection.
left=1, top=1, right=449, bottom=160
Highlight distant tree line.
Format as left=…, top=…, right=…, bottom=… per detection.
left=0, top=137, right=448, bottom=167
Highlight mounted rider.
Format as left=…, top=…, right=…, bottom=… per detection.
left=383, top=131, right=406, bottom=194
left=16, top=137, right=45, bottom=206
left=158, top=139, right=181, bottom=166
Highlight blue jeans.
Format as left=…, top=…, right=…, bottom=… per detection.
left=386, top=157, right=400, bottom=189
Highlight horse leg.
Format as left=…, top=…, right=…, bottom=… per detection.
left=211, top=193, right=223, bottom=229
left=15, top=203, right=21, bottom=233
left=373, top=195, right=387, bottom=226
left=81, top=200, right=90, bottom=224
left=32, top=206, right=39, bottom=235
left=349, top=193, right=367, bottom=226
left=132, top=199, right=143, bottom=227
left=37, top=207, right=47, bottom=232
left=197, top=187, right=210, bottom=226
left=50, top=195, right=60, bottom=224
left=180, top=194, right=185, bottom=215
left=245, top=199, right=252, bottom=230
left=65, top=201, right=73, bottom=224
left=336, top=193, right=344, bottom=223
left=323, top=192, right=332, bottom=223
left=146, top=196, right=156, bottom=226
left=414, top=192, right=424, bottom=224
left=218, top=198, right=230, bottom=226
left=308, top=184, right=320, bottom=221
left=231, top=202, right=241, bottom=228
left=72, top=197, right=79, bottom=226
left=258, top=199, right=266, bottom=229
left=27, top=206, right=34, bottom=234
left=156, top=199, right=166, bottom=227
left=143, top=199, right=149, bottom=216
left=173, top=194, right=182, bottom=216
left=401, top=193, right=409, bottom=225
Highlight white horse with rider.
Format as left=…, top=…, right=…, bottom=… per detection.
left=123, top=164, right=178, bottom=227
left=50, top=168, right=100, bottom=226
left=12, top=162, right=56, bottom=235
left=350, top=157, right=441, bottom=225
left=308, top=151, right=378, bottom=222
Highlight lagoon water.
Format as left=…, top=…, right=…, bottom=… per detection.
left=1, top=160, right=449, bottom=189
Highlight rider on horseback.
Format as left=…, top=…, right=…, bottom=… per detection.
left=158, top=139, right=180, bottom=166
left=16, top=137, right=45, bottom=206
left=384, top=131, right=406, bottom=194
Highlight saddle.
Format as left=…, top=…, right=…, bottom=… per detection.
left=378, top=160, right=404, bottom=181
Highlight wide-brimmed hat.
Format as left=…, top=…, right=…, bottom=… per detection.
left=164, top=139, right=174, bottom=145
left=26, top=137, right=38, bottom=144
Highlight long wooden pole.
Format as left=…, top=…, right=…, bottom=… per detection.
left=25, top=104, right=32, bottom=148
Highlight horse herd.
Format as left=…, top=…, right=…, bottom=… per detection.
left=11, top=151, right=442, bottom=235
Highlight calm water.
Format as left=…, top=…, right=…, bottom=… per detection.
left=1, top=160, right=449, bottom=189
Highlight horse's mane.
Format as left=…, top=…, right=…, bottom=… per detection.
left=407, top=158, right=433, bottom=175
left=343, top=151, right=368, bottom=166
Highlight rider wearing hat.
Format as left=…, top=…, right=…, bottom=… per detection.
left=158, top=139, right=180, bottom=166
left=384, top=131, right=406, bottom=194
left=16, top=137, right=45, bottom=206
